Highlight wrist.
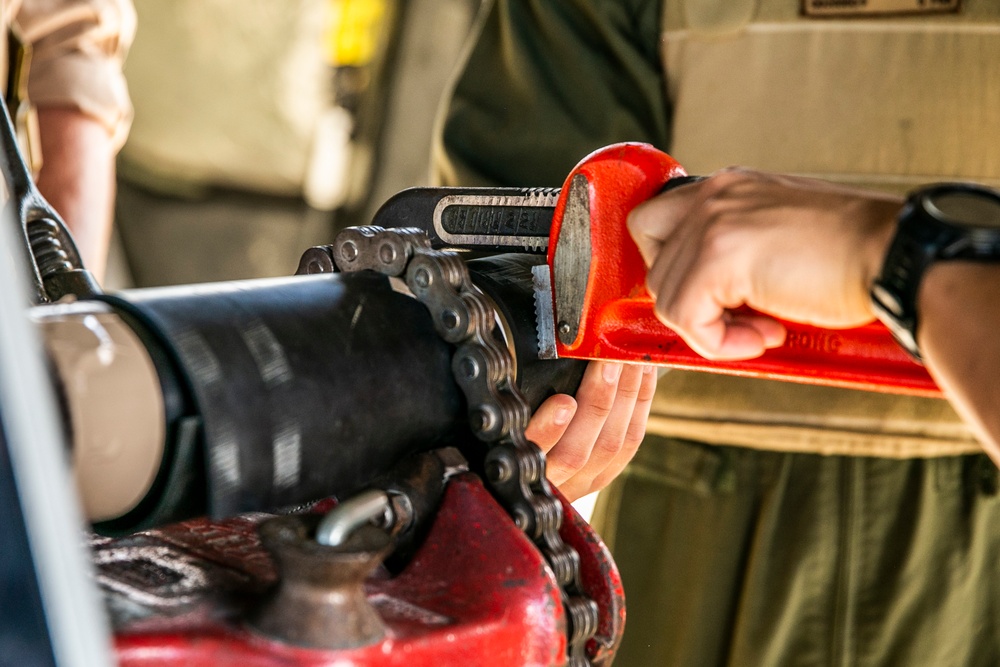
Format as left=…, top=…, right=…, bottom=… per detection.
left=869, top=183, right=1000, bottom=360
left=861, top=197, right=905, bottom=298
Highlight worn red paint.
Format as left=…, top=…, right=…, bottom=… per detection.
left=556, top=492, right=625, bottom=666
left=107, top=474, right=622, bottom=666
left=546, top=143, right=938, bottom=397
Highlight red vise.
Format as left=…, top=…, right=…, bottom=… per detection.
left=100, top=474, right=624, bottom=667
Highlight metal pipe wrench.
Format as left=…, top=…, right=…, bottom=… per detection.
left=372, top=143, right=937, bottom=397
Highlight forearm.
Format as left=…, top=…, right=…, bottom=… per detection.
left=35, top=106, right=117, bottom=282
left=917, top=262, right=1000, bottom=464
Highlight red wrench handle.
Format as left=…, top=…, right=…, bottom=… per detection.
left=546, top=143, right=939, bottom=397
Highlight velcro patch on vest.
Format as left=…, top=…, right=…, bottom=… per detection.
left=802, top=0, right=960, bottom=17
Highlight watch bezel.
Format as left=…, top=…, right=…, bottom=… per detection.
left=918, top=183, right=1000, bottom=232
left=870, top=182, right=1000, bottom=361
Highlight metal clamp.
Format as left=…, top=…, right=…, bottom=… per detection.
left=315, top=489, right=392, bottom=548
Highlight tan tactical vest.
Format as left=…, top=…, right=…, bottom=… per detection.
left=649, top=0, right=999, bottom=457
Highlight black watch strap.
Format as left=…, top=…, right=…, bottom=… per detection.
left=869, top=206, right=935, bottom=361
left=870, top=183, right=1000, bottom=362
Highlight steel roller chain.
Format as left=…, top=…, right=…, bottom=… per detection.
left=331, top=225, right=599, bottom=667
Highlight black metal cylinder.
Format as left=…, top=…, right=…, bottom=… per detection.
left=103, top=272, right=462, bottom=523
left=89, top=255, right=585, bottom=533
left=90, top=255, right=584, bottom=531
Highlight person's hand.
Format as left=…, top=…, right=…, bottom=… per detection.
left=525, top=361, right=657, bottom=502
left=627, top=168, right=903, bottom=360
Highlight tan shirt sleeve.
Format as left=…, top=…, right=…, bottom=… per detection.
left=13, top=0, right=136, bottom=149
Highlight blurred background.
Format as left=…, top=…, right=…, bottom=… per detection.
left=109, top=0, right=478, bottom=289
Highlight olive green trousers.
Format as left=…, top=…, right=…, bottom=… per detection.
left=591, top=437, right=1000, bottom=666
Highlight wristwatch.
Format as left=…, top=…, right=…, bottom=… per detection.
left=870, top=183, right=1000, bottom=361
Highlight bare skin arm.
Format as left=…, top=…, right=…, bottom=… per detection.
left=917, top=263, right=1000, bottom=463
left=627, top=168, right=1000, bottom=464
left=34, top=106, right=117, bottom=284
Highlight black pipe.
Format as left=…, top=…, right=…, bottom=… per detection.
left=93, top=256, right=584, bottom=533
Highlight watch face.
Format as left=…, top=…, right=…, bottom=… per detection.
left=924, top=187, right=1000, bottom=229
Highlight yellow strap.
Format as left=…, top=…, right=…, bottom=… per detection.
left=5, top=26, right=41, bottom=175
left=325, top=0, right=388, bottom=67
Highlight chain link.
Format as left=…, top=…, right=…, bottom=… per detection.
left=330, top=226, right=599, bottom=666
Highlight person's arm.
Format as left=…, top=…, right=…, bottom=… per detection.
left=435, top=0, right=668, bottom=501
left=916, top=263, right=1000, bottom=463
left=35, top=107, right=117, bottom=282
left=15, top=0, right=136, bottom=282
left=628, top=169, right=1000, bottom=464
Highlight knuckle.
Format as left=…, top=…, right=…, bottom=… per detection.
left=704, top=167, right=744, bottom=193
left=586, top=479, right=607, bottom=496
left=550, top=446, right=590, bottom=474
left=593, top=434, right=625, bottom=460
left=616, top=382, right=642, bottom=402
left=626, top=207, right=646, bottom=234
left=704, top=167, right=762, bottom=204
left=526, top=431, right=557, bottom=453
left=661, top=303, right=684, bottom=329
left=561, top=479, right=590, bottom=502
left=716, top=165, right=751, bottom=182
left=665, top=301, right=698, bottom=333
left=700, top=220, right=736, bottom=258
left=582, top=400, right=614, bottom=421
left=623, top=423, right=647, bottom=453
left=639, top=375, right=659, bottom=400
